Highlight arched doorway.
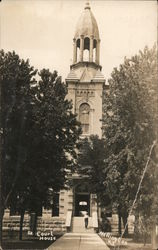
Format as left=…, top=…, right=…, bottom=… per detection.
left=74, top=183, right=90, bottom=216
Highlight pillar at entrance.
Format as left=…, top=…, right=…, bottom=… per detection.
left=90, top=194, right=98, bottom=215
left=59, top=189, right=73, bottom=217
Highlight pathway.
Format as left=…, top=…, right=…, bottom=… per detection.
left=47, top=232, right=110, bottom=250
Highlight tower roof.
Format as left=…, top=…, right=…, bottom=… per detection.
left=74, top=2, right=100, bottom=40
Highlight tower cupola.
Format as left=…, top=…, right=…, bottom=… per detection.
left=72, top=2, right=101, bottom=65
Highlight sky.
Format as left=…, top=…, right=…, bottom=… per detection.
left=1, top=0, right=157, bottom=81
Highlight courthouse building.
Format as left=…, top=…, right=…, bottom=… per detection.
left=3, top=2, right=134, bottom=236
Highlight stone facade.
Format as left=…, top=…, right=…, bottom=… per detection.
left=3, top=209, right=66, bottom=240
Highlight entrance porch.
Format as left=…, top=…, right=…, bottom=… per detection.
left=59, top=180, right=98, bottom=232
left=59, top=180, right=98, bottom=217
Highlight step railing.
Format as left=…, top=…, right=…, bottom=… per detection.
left=65, top=211, right=72, bottom=229
left=92, top=211, right=98, bottom=229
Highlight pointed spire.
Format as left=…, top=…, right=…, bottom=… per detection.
left=85, top=1, right=90, bottom=10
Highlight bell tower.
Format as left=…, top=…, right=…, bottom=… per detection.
left=72, top=2, right=101, bottom=65
left=66, top=3, right=105, bottom=137
left=58, top=2, right=106, bottom=224
left=66, top=2, right=105, bottom=138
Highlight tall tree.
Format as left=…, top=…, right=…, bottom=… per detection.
left=0, top=50, right=37, bottom=244
left=24, top=68, right=81, bottom=211
left=0, top=51, right=81, bottom=241
left=16, top=68, right=81, bottom=239
left=102, top=45, right=157, bottom=236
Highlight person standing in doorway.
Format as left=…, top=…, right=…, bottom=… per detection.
left=84, top=212, right=89, bottom=229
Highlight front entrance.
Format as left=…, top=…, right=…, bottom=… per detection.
left=75, top=193, right=90, bottom=216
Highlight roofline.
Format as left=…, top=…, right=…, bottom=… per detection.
left=70, top=61, right=102, bottom=71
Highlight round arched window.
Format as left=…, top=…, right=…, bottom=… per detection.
left=79, top=103, right=90, bottom=134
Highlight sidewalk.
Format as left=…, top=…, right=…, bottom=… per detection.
left=47, top=233, right=110, bottom=250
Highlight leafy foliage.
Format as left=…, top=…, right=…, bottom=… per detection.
left=102, top=45, right=158, bottom=235
left=0, top=50, right=81, bottom=238
left=0, top=50, right=37, bottom=207
left=77, top=135, right=110, bottom=207
left=26, top=68, right=81, bottom=210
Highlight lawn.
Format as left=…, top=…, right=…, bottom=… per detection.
left=2, top=240, right=53, bottom=249
left=2, top=235, right=62, bottom=249
left=101, top=237, right=152, bottom=250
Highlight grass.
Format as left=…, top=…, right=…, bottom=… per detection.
left=2, top=235, right=62, bottom=250
left=101, top=237, right=152, bottom=250
left=2, top=239, right=53, bottom=249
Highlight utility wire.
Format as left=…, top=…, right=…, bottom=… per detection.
left=118, top=140, right=157, bottom=249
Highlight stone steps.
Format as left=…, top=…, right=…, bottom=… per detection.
left=72, top=217, right=94, bottom=233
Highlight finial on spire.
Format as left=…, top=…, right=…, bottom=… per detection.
left=85, top=1, right=90, bottom=10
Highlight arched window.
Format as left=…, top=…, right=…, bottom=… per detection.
left=79, top=103, right=90, bottom=134
left=84, top=37, right=90, bottom=50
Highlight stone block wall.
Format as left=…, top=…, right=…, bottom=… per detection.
left=36, top=216, right=66, bottom=233
left=2, top=209, right=66, bottom=240
left=3, top=210, right=30, bottom=240
left=59, top=189, right=73, bottom=217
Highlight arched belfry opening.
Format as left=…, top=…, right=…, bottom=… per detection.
left=83, top=37, right=90, bottom=61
